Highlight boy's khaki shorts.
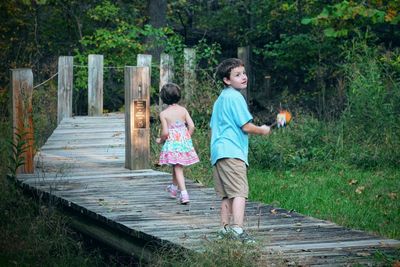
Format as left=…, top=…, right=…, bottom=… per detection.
left=212, top=158, right=248, bottom=199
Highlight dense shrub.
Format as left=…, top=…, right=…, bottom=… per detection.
left=340, top=40, right=400, bottom=168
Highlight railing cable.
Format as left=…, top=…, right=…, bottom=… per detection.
left=33, top=72, right=58, bottom=89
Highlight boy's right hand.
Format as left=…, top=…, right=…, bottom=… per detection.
left=260, top=125, right=271, bottom=135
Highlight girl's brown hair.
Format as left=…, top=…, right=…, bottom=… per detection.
left=160, top=83, right=181, bottom=105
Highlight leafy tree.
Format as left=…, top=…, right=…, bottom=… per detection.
left=301, top=0, right=400, bottom=40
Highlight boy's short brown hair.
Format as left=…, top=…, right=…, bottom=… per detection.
left=215, top=58, right=245, bottom=86
left=160, top=83, right=181, bottom=105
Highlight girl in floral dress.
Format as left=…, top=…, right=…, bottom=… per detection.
left=156, top=83, right=199, bottom=204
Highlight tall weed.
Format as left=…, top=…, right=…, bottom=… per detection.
left=340, top=40, right=400, bottom=168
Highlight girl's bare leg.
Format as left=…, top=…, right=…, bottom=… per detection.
left=172, top=166, right=178, bottom=186
left=174, top=164, right=186, bottom=191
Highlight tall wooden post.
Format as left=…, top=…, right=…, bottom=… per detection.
left=238, top=46, right=251, bottom=102
left=137, top=54, right=152, bottom=74
left=124, top=66, right=150, bottom=170
left=184, top=48, right=196, bottom=103
left=159, top=53, right=174, bottom=110
left=88, top=54, right=103, bottom=116
left=11, top=68, right=34, bottom=174
left=57, top=56, right=74, bottom=124
left=137, top=53, right=152, bottom=110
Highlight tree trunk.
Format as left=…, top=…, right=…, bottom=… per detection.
left=146, top=0, right=167, bottom=62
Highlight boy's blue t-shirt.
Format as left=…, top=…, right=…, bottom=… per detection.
left=210, top=87, right=253, bottom=166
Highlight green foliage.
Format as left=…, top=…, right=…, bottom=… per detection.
left=7, top=131, right=29, bottom=180
left=32, top=81, right=58, bottom=147
left=87, top=0, right=119, bottom=22
left=340, top=39, right=400, bottom=168
left=249, top=41, right=400, bottom=171
left=250, top=113, right=337, bottom=170
left=301, top=1, right=400, bottom=38
left=194, top=39, right=222, bottom=73
left=72, top=0, right=186, bottom=113
left=255, top=33, right=338, bottom=96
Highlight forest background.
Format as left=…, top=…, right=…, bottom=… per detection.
left=0, top=0, right=399, bottom=266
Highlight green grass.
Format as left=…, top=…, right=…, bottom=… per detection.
left=148, top=239, right=266, bottom=267
left=0, top=177, right=111, bottom=266
left=248, top=163, right=400, bottom=240
left=151, top=119, right=400, bottom=241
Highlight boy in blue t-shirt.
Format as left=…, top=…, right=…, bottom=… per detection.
left=210, top=58, right=271, bottom=243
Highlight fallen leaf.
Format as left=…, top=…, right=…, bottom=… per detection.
left=348, top=179, right=358, bottom=185
left=355, top=186, right=365, bottom=194
left=388, top=192, right=397, bottom=200
left=270, top=209, right=278, bottom=214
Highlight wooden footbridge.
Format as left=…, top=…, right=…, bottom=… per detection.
left=11, top=55, right=399, bottom=266
left=16, top=114, right=400, bottom=266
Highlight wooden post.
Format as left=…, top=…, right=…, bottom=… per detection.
left=57, top=56, right=74, bottom=124
left=159, top=53, right=174, bottom=110
left=11, top=68, right=34, bottom=174
left=238, top=46, right=251, bottom=102
left=137, top=53, right=152, bottom=109
left=88, top=54, right=103, bottom=116
left=124, top=66, right=150, bottom=170
left=184, top=48, right=196, bottom=102
left=137, top=54, right=152, bottom=75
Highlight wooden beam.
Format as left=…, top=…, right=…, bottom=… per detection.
left=88, top=54, right=104, bottom=116
left=124, top=66, right=150, bottom=170
left=184, top=48, right=196, bottom=103
left=159, top=53, right=174, bottom=110
left=57, top=56, right=74, bottom=124
left=67, top=212, right=156, bottom=263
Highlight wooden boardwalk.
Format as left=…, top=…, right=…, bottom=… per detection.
left=17, top=114, right=399, bottom=266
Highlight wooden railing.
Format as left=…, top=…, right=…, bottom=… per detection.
left=11, top=47, right=252, bottom=174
